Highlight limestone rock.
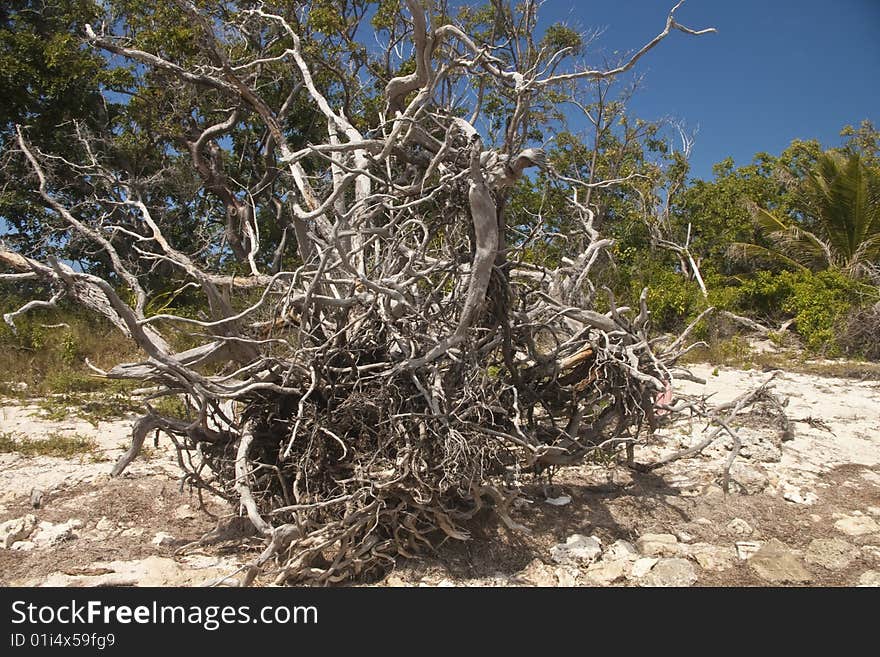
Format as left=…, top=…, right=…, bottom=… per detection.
left=0, top=514, right=37, bottom=549
left=726, top=518, right=754, bottom=536
left=686, top=543, right=736, bottom=572
left=834, top=515, right=880, bottom=536
left=639, top=558, right=697, bottom=587
left=584, top=559, right=631, bottom=585
left=550, top=534, right=602, bottom=565
left=636, top=533, right=679, bottom=557
left=629, top=557, right=658, bottom=579
left=804, top=538, right=859, bottom=570
left=857, top=571, right=880, bottom=587
left=516, top=559, right=558, bottom=587
left=605, top=540, right=638, bottom=561
left=31, top=519, right=83, bottom=548
left=749, top=538, right=812, bottom=583
left=727, top=463, right=769, bottom=494
left=736, top=541, right=763, bottom=560
left=151, top=531, right=174, bottom=547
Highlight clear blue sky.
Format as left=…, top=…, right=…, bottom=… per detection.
left=534, top=0, right=880, bottom=180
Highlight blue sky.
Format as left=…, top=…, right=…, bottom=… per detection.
left=534, top=0, right=880, bottom=180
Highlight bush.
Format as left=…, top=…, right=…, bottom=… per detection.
left=840, top=301, right=880, bottom=360
left=708, top=269, right=868, bottom=354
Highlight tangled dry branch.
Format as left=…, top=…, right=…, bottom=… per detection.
left=0, top=1, right=727, bottom=584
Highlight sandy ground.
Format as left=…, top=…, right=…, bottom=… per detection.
left=1, top=363, right=878, bottom=587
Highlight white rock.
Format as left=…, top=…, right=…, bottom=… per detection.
left=834, top=516, right=880, bottom=536
left=605, top=540, right=638, bottom=561
left=555, top=567, right=579, bottom=587
left=857, top=571, right=880, bottom=587
left=639, top=558, right=697, bottom=587
left=726, top=518, right=754, bottom=536
left=686, top=543, right=736, bottom=572
left=630, top=557, right=659, bottom=578
left=545, top=495, right=571, bottom=506
left=95, top=517, right=115, bottom=532
left=31, top=519, right=82, bottom=547
left=121, top=527, right=145, bottom=538
left=636, top=533, right=679, bottom=557
left=584, top=559, right=630, bottom=585
left=550, top=534, right=602, bottom=565
left=783, top=487, right=818, bottom=505
left=151, top=531, right=174, bottom=547
left=861, top=546, right=880, bottom=562
left=174, top=504, right=199, bottom=519
left=736, top=541, right=763, bottom=560
left=0, top=514, right=37, bottom=549
left=11, top=541, right=35, bottom=551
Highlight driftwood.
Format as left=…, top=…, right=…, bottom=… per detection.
left=1, top=1, right=719, bottom=585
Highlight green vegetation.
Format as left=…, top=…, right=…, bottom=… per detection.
left=0, top=430, right=98, bottom=458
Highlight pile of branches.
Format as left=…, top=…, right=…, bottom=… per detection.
left=0, top=1, right=717, bottom=584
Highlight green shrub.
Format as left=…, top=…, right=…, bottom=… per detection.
left=708, top=269, right=868, bottom=354
left=634, top=268, right=706, bottom=332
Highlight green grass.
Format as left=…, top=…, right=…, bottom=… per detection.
left=0, top=430, right=99, bottom=458
left=682, top=338, right=880, bottom=380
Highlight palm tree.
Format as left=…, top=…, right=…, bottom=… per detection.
left=730, top=151, right=880, bottom=281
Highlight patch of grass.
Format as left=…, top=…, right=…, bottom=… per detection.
left=0, top=430, right=99, bottom=458
left=148, top=394, right=190, bottom=419
left=34, top=389, right=141, bottom=427
left=682, top=339, right=880, bottom=381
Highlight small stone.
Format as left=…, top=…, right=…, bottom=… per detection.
left=694, top=518, right=712, bottom=526
left=516, top=559, right=558, bottom=586
left=95, top=517, right=115, bottom=532
left=727, top=463, right=769, bottom=494
left=151, top=531, right=174, bottom=547
left=861, top=546, right=880, bottom=562
left=857, top=571, right=880, bottom=587
left=551, top=534, right=602, bottom=565
left=173, top=504, right=198, bottom=520
left=804, top=538, right=859, bottom=571
left=867, top=507, right=880, bottom=517
left=686, top=543, right=736, bottom=572
left=726, top=518, right=754, bottom=536
left=783, top=488, right=818, bottom=505
left=630, top=557, right=659, bottom=578
left=120, top=527, right=144, bottom=538
left=584, top=559, right=631, bottom=585
left=31, top=519, right=82, bottom=548
left=809, top=514, right=823, bottom=523
left=545, top=495, right=571, bottom=506
left=636, top=533, right=679, bottom=557
left=749, top=538, right=812, bottom=584
left=30, top=488, right=44, bottom=509
left=736, top=541, right=763, bottom=560
left=834, top=516, right=880, bottom=536
left=639, top=558, right=697, bottom=587
left=555, top=567, right=578, bottom=587
left=0, top=514, right=38, bottom=549
left=11, top=541, right=35, bottom=551
left=675, top=530, right=695, bottom=543
left=605, top=540, right=638, bottom=561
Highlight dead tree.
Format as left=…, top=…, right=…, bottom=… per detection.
left=1, top=1, right=717, bottom=584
